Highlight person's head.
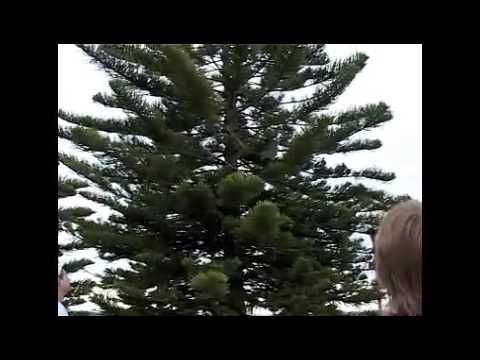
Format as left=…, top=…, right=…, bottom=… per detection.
left=58, top=265, right=72, bottom=301
left=375, top=200, right=422, bottom=316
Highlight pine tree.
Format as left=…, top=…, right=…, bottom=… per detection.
left=58, top=44, right=407, bottom=315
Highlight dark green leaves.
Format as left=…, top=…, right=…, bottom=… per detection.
left=62, top=259, right=95, bottom=273
left=59, top=110, right=147, bottom=137
left=217, top=172, right=264, bottom=209
left=191, top=270, right=229, bottom=299
left=144, top=154, right=189, bottom=184
left=59, top=207, right=95, bottom=223
left=281, top=116, right=332, bottom=172
left=159, top=45, right=220, bottom=125
left=294, top=53, right=368, bottom=119
left=176, top=182, right=216, bottom=219
left=234, top=201, right=292, bottom=246
left=58, top=178, right=88, bottom=198
left=70, top=127, right=111, bottom=152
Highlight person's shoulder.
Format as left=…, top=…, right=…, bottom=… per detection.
left=58, top=302, right=69, bottom=316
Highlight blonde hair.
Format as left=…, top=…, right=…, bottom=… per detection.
left=375, top=200, right=422, bottom=316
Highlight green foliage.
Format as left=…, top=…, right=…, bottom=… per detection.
left=58, top=177, right=88, bottom=198
left=58, top=153, right=112, bottom=191
left=191, top=270, right=229, bottom=299
left=144, top=154, right=188, bottom=184
left=223, top=257, right=242, bottom=277
left=79, top=225, right=144, bottom=259
left=176, top=182, right=216, bottom=219
left=234, top=201, right=290, bottom=245
left=59, top=207, right=95, bottom=223
left=58, top=166, right=97, bottom=306
left=62, top=259, right=95, bottom=273
left=291, top=256, right=313, bottom=279
left=218, top=172, right=264, bottom=209
left=283, top=121, right=332, bottom=171
left=70, top=126, right=111, bottom=152
left=157, top=45, right=220, bottom=125
left=222, top=215, right=241, bottom=232
left=63, top=279, right=97, bottom=307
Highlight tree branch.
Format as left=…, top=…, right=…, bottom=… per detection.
left=246, top=55, right=275, bottom=81
left=280, top=95, right=317, bottom=105
left=266, top=81, right=323, bottom=93
left=238, top=54, right=293, bottom=112
left=207, top=55, right=223, bottom=74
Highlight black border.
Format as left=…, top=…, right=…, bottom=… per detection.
left=19, top=23, right=432, bottom=342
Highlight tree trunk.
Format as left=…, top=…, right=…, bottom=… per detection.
left=221, top=47, right=247, bottom=315
left=224, top=233, right=247, bottom=315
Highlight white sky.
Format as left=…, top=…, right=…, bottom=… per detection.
left=58, top=44, right=421, bottom=314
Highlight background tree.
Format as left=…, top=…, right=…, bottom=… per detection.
left=58, top=44, right=407, bottom=315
